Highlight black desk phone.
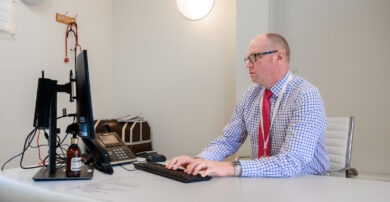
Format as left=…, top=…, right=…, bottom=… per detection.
left=95, top=132, right=137, bottom=165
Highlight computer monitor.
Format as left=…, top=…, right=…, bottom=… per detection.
left=75, top=50, right=95, bottom=139
left=75, top=50, right=113, bottom=174
left=32, top=50, right=96, bottom=180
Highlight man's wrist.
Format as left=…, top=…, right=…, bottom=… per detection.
left=232, top=159, right=242, bottom=177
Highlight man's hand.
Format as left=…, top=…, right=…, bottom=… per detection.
left=166, top=156, right=235, bottom=177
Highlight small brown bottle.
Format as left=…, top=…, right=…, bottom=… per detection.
left=66, top=137, right=81, bottom=177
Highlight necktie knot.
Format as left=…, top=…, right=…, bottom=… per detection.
left=264, top=89, right=273, bottom=99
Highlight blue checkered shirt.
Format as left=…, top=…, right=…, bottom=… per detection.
left=197, top=71, right=330, bottom=177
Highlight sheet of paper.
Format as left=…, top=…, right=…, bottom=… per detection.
left=72, top=176, right=141, bottom=194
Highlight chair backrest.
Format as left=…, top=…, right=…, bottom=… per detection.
left=324, top=117, right=355, bottom=171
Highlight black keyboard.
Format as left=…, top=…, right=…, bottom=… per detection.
left=134, top=162, right=212, bottom=183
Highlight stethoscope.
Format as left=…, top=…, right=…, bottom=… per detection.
left=64, top=22, right=82, bottom=65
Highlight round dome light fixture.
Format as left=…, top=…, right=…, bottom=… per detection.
left=176, top=0, right=214, bottom=21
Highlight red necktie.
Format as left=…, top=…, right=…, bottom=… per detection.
left=258, top=89, right=272, bottom=158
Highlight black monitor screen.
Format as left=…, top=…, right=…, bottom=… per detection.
left=75, top=50, right=95, bottom=139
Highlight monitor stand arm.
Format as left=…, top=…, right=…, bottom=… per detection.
left=56, top=70, right=75, bottom=102
left=34, top=71, right=71, bottom=176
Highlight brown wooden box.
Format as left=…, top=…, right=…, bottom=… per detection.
left=94, top=119, right=152, bottom=154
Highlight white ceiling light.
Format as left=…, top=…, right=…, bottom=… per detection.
left=176, top=0, right=214, bottom=21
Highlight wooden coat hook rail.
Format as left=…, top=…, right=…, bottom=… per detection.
left=56, top=12, right=77, bottom=24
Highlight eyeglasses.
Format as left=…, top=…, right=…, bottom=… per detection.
left=244, top=50, right=278, bottom=64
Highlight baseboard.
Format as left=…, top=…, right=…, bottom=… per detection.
left=357, top=172, right=390, bottom=182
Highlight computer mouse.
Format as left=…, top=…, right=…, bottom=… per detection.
left=145, top=154, right=167, bottom=163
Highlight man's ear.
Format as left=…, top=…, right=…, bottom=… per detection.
left=275, top=50, right=286, bottom=64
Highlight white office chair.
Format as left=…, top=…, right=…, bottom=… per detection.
left=325, top=116, right=358, bottom=178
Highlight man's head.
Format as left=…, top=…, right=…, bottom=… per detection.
left=245, top=33, right=290, bottom=88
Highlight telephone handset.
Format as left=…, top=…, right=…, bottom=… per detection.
left=82, top=132, right=137, bottom=174
left=82, top=138, right=113, bottom=174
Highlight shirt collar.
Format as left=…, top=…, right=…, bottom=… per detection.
left=268, top=71, right=291, bottom=98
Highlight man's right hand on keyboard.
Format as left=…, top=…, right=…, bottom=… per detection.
left=166, top=156, right=204, bottom=171
left=166, top=156, right=234, bottom=177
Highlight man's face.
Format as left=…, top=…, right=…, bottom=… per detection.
left=245, top=38, right=275, bottom=85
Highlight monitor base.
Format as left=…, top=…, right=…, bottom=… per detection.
left=32, top=165, right=93, bottom=181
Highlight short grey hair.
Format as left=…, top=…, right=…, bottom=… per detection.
left=266, top=33, right=291, bottom=62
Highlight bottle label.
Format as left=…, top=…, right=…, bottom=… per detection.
left=71, top=157, right=82, bottom=171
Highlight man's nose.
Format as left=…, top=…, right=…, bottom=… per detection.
left=245, top=61, right=253, bottom=69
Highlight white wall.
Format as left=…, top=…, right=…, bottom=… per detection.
left=236, top=0, right=269, bottom=101
left=0, top=0, right=236, bottom=169
left=111, top=0, right=236, bottom=159
left=0, top=0, right=112, bottom=168
left=269, top=0, right=390, bottom=175
left=235, top=0, right=269, bottom=157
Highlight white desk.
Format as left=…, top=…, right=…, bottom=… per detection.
left=1, top=165, right=390, bottom=202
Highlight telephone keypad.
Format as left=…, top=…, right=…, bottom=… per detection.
left=106, top=146, right=136, bottom=164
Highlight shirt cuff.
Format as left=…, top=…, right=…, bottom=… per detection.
left=240, top=159, right=263, bottom=177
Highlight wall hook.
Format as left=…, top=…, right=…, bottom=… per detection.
left=56, top=12, right=77, bottom=25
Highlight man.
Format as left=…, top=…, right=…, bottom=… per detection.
left=166, top=33, right=330, bottom=177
